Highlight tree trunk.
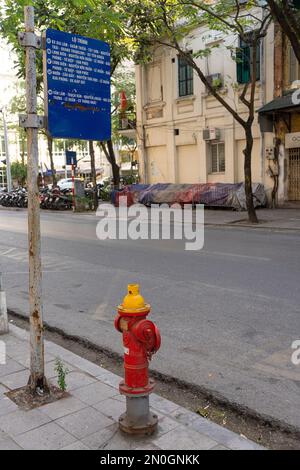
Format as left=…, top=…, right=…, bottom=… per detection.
left=243, top=126, right=258, bottom=223
left=89, top=140, right=98, bottom=209
left=25, top=5, right=48, bottom=396
left=267, top=0, right=300, bottom=65
left=47, top=135, right=56, bottom=186
left=101, top=140, right=120, bottom=188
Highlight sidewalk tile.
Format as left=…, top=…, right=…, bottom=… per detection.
left=170, top=407, right=200, bottom=426
left=14, top=422, right=77, bottom=450
left=151, top=394, right=180, bottom=415
left=56, top=406, right=114, bottom=439
left=72, top=381, right=117, bottom=405
left=0, top=395, right=18, bottom=417
left=96, top=371, right=121, bottom=389
left=45, top=360, right=76, bottom=379
left=64, top=371, right=97, bottom=391
left=92, top=397, right=126, bottom=421
left=0, top=429, right=8, bottom=441
left=212, top=444, right=230, bottom=450
left=111, top=393, right=126, bottom=403
left=0, top=358, right=25, bottom=377
left=7, top=351, right=55, bottom=369
left=0, top=384, right=8, bottom=394
left=191, top=417, right=263, bottom=450
left=40, top=396, right=87, bottom=420
left=134, top=443, right=162, bottom=450
left=153, top=425, right=218, bottom=450
left=225, top=435, right=264, bottom=450
left=9, top=325, right=28, bottom=341
left=82, top=423, right=152, bottom=450
left=61, top=440, right=91, bottom=450
left=4, top=342, right=28, bottom=359
left=0, top=369, right=31, bottom=389
left=44, top=345, right=105, bottom=378
left=156, top=415, right=181, bottom=436
left=0, top=408, right=51, bottom=436
left=51, top=351, right=108, bottom=378
left=0, top=438, right=22, bottom=450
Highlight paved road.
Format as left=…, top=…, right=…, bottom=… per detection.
left=1, top=209, right=300, bottom=430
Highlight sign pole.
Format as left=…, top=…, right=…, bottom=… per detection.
left=65, top=155, right=68, bottom=179
left=23, top=6, right=48, bottom=395
left=71, top=157, right=75, bottom=212
left=1, top=109, right=12, bottom=192
left=0, top=273, right=9, bottom=334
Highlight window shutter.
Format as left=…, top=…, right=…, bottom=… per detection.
left=236, top=48, right=243, bottom=83
left=242, top=44, right=250, bottom=83
left=237, top=35, right=260, bottom=84
left=211, top=145, right=218, bottom=173
left=256, top=41, right=260, bottom=81
left=178, top=54, right=193, bottom=97
left=290, top=46, right=298, bottom=83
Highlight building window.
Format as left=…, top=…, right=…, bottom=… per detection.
left=211, top=142, right=225, bottom=173
left=237, top=34, right=260, bottom=84
left=53, top=140, right=89, bottom=160
left=0, top=135, right=6, bottom=160
left=178, top=56, right=194, bottom=97
left=53, top=140, right=65, bottom=158
left=289, top=46, right=300, bottom=84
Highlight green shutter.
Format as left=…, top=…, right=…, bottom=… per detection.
left=237, top=37, right=260, bottom=84
left=237, top=48, right=243, bottom=83
left=256, top=41, right=260, bottom=81
left=242, top=44, right=250, bottom=83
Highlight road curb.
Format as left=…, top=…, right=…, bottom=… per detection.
left=205, top=222, right=300, bottom=232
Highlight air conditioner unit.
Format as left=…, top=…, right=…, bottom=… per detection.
left=204, top=32, right=223, bottom=45
left=203, top=128, right=221, bottom=141
left=205, top=73, right=223, bottom=90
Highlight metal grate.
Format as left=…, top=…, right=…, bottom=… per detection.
left=289, top=148, right=300, bottom=200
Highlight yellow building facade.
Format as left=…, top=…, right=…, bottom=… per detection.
left=135, top=20, right=278, bottom=204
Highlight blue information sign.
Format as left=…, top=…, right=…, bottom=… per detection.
left=45, top=29, right=111, bottom=141
left=65, top=150, right=77, bottom=166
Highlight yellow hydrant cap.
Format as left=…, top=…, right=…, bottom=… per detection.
left=119, top=284, right=150, bottom=313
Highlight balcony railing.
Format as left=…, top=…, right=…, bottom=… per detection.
left=118, top=112, right=136, bottom=132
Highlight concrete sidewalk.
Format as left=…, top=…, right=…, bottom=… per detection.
left=204, top=207, right=300, bottom=230
left=0, top=325, right=263, bottom=450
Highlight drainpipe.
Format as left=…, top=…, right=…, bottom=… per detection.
left=137, top=65, right=147, bottom=183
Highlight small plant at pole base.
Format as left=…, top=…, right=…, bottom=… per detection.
left=54, top=358, right=69, bottom=391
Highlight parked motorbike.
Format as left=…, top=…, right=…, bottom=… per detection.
left=0, top=187, right=28, bottom=208
left=39, top=187, right=72, bottom=210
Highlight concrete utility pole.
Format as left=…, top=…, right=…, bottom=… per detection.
left=0, top=108, right=12, bottom=192
left=19, top=6, right=48, bottom=395
left=0, top=274, right=8, bottom=335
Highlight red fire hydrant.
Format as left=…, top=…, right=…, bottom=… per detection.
left=115, top=284, right=161, bottom=435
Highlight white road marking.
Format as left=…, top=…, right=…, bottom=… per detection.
left=199, top=250, right=270, bottom=261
